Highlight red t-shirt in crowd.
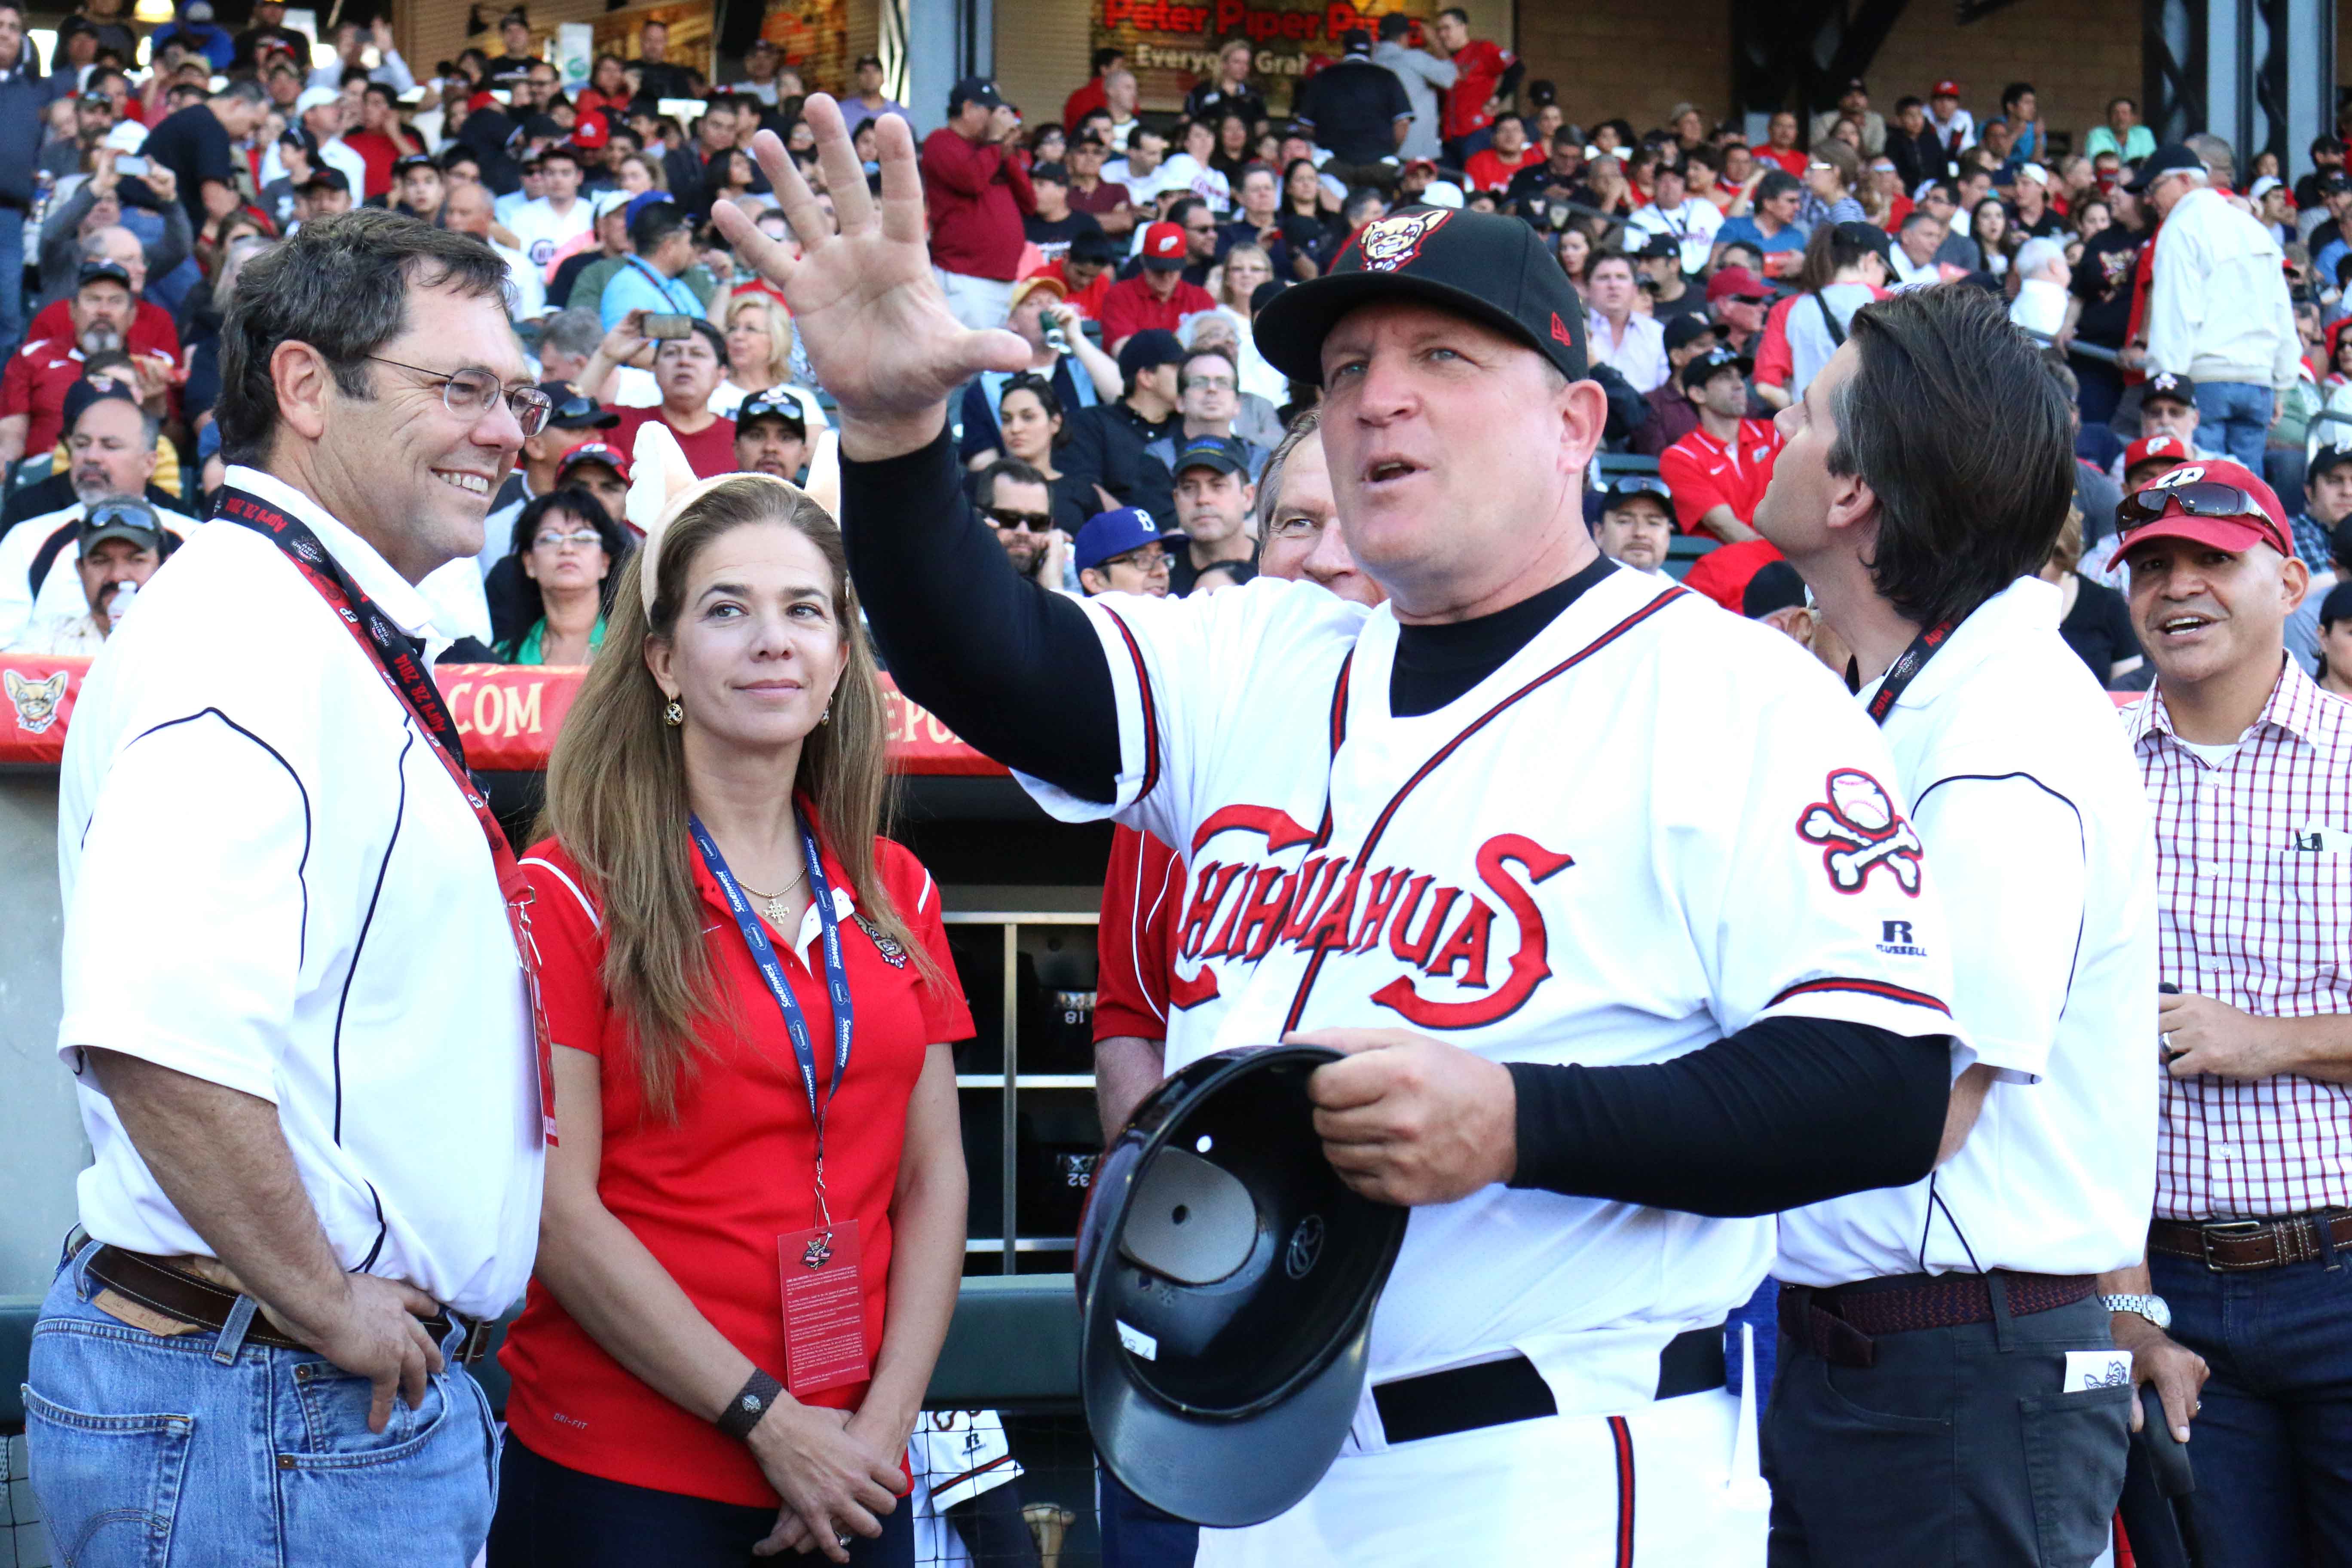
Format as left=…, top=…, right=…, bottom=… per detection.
left=1442, top=39, right=1516, bottom=141
left=1063, top=77, right=1109, bottom=135
left=1678, top=536, right=1787, bottom=612
left=342, top=128, right=406, bottom=198
left=1096, top=274, right=1218, bottom=350
left=1659, top=418, right=1786, bottom=539
left=1759, top=146, right=1808, bottom=177
left=612, top=405, right=740, bottom=479
left=1464, top=144, right=1544, bottom=192
left=921, top=127, right=1037, bottom=282
left=24, top=297, right=181, bottom=369
left=499, top=831, right=973, bottom=1508
left=1, top=335, right=175, bottom=457
left=1094, top=824, right=1185, bottom=1044
left=1035, top=259, right=1113, bottom=321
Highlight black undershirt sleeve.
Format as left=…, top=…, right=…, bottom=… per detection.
left=1506, top=1017, right=1952, bottom=1217
left=839, top=427, right=1122, bottom=802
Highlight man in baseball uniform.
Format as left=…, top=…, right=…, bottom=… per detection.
left=721, top=102, right=1967, bottom=1565
left=1753, top=284, right=2157, bottom=1565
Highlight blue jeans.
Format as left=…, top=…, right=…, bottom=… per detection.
left=22, top=1240, right=499, bottom=1567
left=1098, top=1459, right=1198, bottom=1567
left=2152, top=1245, right=2352, bottom=1567
left=0, top=207, right=24, bottom=354
left=2192, top=380, right=2275, bottom=469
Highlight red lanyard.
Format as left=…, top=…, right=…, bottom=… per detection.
left=217, top=485, right=557, bottom=1145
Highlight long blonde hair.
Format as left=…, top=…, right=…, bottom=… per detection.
left=539, top=477, right=937, bottom=1119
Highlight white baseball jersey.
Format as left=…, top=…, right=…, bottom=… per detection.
left=908, top=1409, right=1022, bottom=1566
left=505, top=195, right=593, bottom=274
left=1023, top=566, right=1962, bottom=1418
left=1776, top=576, right=2158, bottom=1286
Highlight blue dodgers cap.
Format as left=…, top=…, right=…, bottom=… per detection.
left=1075, top=506, right=1181, bottom=573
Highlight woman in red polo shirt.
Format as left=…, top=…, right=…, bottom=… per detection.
left=489, top=474, right=971, bottom=1567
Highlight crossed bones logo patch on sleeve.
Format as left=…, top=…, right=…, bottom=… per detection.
left=1796, top=769, right=1923, bottom=896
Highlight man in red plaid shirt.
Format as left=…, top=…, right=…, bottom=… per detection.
left=2095, top=457, right=2352, bottom=1568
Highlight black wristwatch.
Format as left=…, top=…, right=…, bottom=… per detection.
left=716, top=1368, right=784, bottom=1440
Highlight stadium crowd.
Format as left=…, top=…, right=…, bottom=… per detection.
left=7, top=6, right=2352, bottom=1566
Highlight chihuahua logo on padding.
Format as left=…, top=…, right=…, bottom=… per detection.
left=1797, top=769, right=1923, bottom=895
left=1284, top=1213, right=1325, bottom=1279
left=1355, top=209, right=1451, bottom=273
left=5, top=668, right=68, bottom=734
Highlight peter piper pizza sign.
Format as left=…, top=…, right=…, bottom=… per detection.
left=1099, top=0, right=1439, bottom=115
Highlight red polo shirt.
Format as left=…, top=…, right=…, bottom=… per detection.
left=1, top=334, right=174, bottom=457
left=24, top=297, right=181, bottom=368
left=1464, top=144, right=1544, bottom=192
left=1442, top=40, right=1516, bottom=141
left=1097, top=274, right=1217, bottom=350
left=1659, top=417, right=1785, bottom=539
left=499, top=830, right=972, bottom=1508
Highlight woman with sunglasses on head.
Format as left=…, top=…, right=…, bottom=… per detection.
left=489, top=468, right=972, bottom=1568
left=995, top=373, right=1090, bottom=533
left=496, top=489, right=630, bottom=666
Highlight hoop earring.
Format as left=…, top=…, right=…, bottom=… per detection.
left=664, top=699, right=684, bottom=726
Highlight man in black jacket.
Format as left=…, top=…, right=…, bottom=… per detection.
left=0, top=0, right=64, bottom=353
left=1058, top=329, right=1183, bottom=528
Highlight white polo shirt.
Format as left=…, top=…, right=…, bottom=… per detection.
left=1776, top=576, right=2158, bottom=1286
left=57, top=464, right=545, bottom=1319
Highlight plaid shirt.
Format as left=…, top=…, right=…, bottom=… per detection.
left=2290, top=508, right=2337, bottom=569
left=2132, top=657, right=2352, bottom=1219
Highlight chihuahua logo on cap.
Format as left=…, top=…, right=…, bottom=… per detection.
left=1354, top=208, right=1452, bottom=273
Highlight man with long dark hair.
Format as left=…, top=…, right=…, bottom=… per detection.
left=1755, top=285, right=2157, bottom=1564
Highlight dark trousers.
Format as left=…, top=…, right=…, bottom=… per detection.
left=1763, top=1288, right=2129, bottom=1567
left=2152, top=1247, right=2352, bottom=1567
left=2071, top=353, right=2125, bottom=429
left=488, top=1434, right=916, bottom=1567
left=1098, top=1459, right=1198, bottom=1567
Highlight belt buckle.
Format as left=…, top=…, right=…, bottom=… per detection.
left=2201, top=1219, right=2265, bottom=1270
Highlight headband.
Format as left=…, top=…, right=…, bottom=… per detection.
left=628, top=417, right=839, bottom=619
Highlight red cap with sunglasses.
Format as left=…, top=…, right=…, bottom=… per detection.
left=2107, top=458, right=2296, bottom=570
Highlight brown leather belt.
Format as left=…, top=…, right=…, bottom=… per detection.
left=2150, top=1210, right=2352, bottom=1272
left=1780, top=1271, right=2098, bottom=1368
left=84, top=1245, right=493, bottom=1364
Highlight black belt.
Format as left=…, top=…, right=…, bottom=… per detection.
left=84, top=1245, right=493, bottom=1365
left=1372, top=1323, right=1727, bottom=1446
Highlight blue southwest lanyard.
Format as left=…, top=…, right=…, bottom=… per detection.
left=688, top=809, right=854, bottom=1262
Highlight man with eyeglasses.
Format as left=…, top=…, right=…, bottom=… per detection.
left=1144, top=349, right=1268, bottom=486
left=480, top=381, right=620, bottom=576
left=1075, top=504, right=1179, bottom=597
left=27, top=210, right=549, bottom=1566
left=971, top=457, right=1069, bottom=588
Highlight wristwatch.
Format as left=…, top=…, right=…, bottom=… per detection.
left=2100, top=1292, right=2172, bottom=1331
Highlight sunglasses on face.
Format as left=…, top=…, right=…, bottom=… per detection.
left=985, top=507, right=1054, bottom=532
left=2117, top=481, right=2263, bottom=528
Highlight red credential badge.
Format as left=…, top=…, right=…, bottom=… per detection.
left=777, top=1219, right=870, bottom=1397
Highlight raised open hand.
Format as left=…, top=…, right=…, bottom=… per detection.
left=712, top=95, right=1030, bottom=460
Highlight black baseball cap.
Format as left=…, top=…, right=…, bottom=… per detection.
left=80, top=496, right=166, bottom=553
left=1254, top=207, right=1589, bottom=386
left=2143, top=370, right=2197, bottom=406
left=76, top=257, right=132, bottom=290
left=949, top=77, right=1003, bottom=114
left=1832, top=219, right=1893, bottom=262
left=737, top=388, right=809, bottom=432
left=1173, top=434, right=1250, bottom=478
left=2321, top=578, right=2352, bottom=625
left=1743, top=560, right=1808, bottom=618
left=64, top=379, right=139, bottom=434
left=1602, top=473, right=1672, bottom=503
left=1633, top=230, right=1681, bottom=261
left=539, top=382, right=617, bottom=430
left=394, top=151, right=438, bottom=175
left=1070, top=230, right=1121, bottom=265
left=1662, top=314, right=1717, bottom=352
left=1118, top=328, right=1188, bottom=380
left=2310, top=444, right=2352, bottom=482
left=2125, top=144, right=2205, bottom=193
left=1339, top=29, right=1371, bottom=55
left=298, top=166, right=351, bottom=194
left=1681, top=344, right=1751, bottom=392
left=1030, top=160, right=1069, bottom=184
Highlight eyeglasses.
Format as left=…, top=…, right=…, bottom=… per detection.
left=1183, top=374, right=1235, bottom=392
left=1104, top=547, right=1171, bottom=574
left=365, top=355, right=552, bottom=438
left=2117, top=481, right=2265, bottom=528
left=533, top=527, right=604, bottom=550
left=985, top=507, right=1054, bottom=532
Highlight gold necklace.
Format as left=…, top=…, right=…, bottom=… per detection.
left=734, top=863, right=809, bottom=927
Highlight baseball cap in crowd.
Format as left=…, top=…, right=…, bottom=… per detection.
left=1030, top=161, right=1069, bottom=186
left=1139, top=221, right=1189, bottom=270
left=1009, top=273, right=1067, bottom=312
left=948, top=77, right=1003, bottom=114
left=736, top=388, right=809, bottom=434
left=63, top=379, right=139, bottom=435
left=1663, top=315, right=1717, bottom=353
left=1706, top=266, right=1771, bottom=304
left=1117, top=329, right=1188, bottom=381
left=1832, top=219, right=1893, bottom=263
left=2124, top=432, right=2193, bottom=475
left=1173, top=434, right=1250, bottom=478
left=2107, top=457, right=2295, bottom=569
left=2014, top=162, right=2050, bottom=187
left=2308, top=443, right=2352, bottom=482
left=1340, top=30, right=1372, bottom=55
left=1681, top=344, right=1751, bottom=392
left=2317, top=171, right=2352, bottom=200
left=594, top=189, right=634, bottom=219
left=299, top=167, right=351, bottom=196
left=102, top=119, right=147, bottom=154
left=394, top=151, right=437, bottom=175
left=557, top=441, right=633, bottom=487
left=1743, top=560, right=1808, bottom=619
left=2125, top=145, right=2206, bottom=193
left=294, top=84, right=340, bottom=116
left=1932, top=79, right=1962, bottom=98
left=1075, top=506, right=1182, bottom=574
left=80, top=496, right=166, bottom=554
left=1254, top=208, right=1588, bottom=386
left=76, top=257, right=133, bottom=291
left=571, top=115, right=610, bottom=151
left=1377, top=10, right=1412, bottom=36
left=539, top=383, right=618, bottom=431
left=1070, top=230, right=1122, bottom=266
left=854, top=54, right=883, bottom=70
left=1602, top=472, right=1672, bottom=505
left=2321, top=579, right=2352, bottom=626
left=2143, top=371, right=2197, bottom=407
left=279, top=124, right=318, bottom=157
left=1634, top=231, right=1681, bottom=263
